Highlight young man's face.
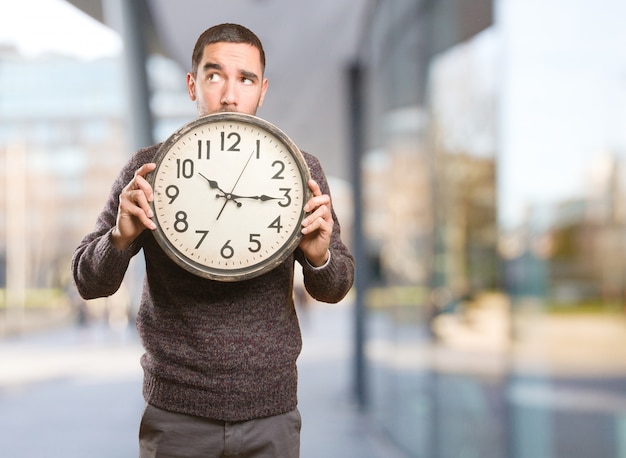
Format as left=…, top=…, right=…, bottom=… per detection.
left=187, top=42, right=268, bottom=117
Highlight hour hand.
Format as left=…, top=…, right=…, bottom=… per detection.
left=198, top=173, right=227, bottom=195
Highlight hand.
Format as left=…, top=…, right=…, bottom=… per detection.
left=199, top=172, right=279, bottom=208
left=227, top=193, right=284, bottom=202
left=299, top=179, right=333, bottom=267
left=112, top=163, right=156, bottom=250
left=198, top=172, right=227, bottom=196
left=215, top=150, right=255, bottom=220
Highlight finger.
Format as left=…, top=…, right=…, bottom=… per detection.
left=123, top=190, right=155, bottom=228
left=132, top=189, right=154, bottom=218
left=132, top=163, right=156, bottom=201
left=301, top=213, right=333, bottom=235
left=301, top=205, right=332, bottom=233
left=308, top=179, right=322, bottom=197
left=136, top=162, right=157, bottom=178
left=124, top=163, right=156, bottom=194
left=304, top=193, right=331, bottom=214
left=120, top=187, right=152, bottom=216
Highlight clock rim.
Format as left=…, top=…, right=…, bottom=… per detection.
left=147, top=112, right=312, bottom=282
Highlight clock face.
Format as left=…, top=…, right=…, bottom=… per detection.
left=148, top=112, right=311, bottom=281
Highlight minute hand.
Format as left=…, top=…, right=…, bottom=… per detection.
left=228, top=193, right=284, bottom=202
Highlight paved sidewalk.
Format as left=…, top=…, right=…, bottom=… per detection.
left=0, top=300, right=406, bottom=458
left=297, top=301, right=408, bottom=458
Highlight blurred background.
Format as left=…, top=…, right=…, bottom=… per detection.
left=2, top=0, right=626, bottom=457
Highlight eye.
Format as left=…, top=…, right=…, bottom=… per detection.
left=241, top=77, right=254, bottom=85
left=208, top=73, right=223, bottom=82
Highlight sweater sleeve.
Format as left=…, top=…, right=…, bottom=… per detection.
left=296, top=153, right=355, bottom=303
left=71, top=147, right=154, bottom=300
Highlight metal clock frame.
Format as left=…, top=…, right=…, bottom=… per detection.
left=147, top=112, right=312, bottom=282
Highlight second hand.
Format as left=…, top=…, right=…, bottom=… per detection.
left=216, top=150, right=255, bottom=220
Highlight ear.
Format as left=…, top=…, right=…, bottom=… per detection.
left=258, top=78, right=269, bottom=108
left=186, top=73, right=197, bottom=101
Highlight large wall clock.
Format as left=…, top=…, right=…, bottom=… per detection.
left=148, top=112, right=312, bottom=281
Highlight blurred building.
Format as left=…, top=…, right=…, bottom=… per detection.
left=432, top=151, right=498, bottom=293
left=0, top=49, right=126, bottom=290
left=505, top=152, right=626, bottom=308
left=0, top=46, right=193, bottom=296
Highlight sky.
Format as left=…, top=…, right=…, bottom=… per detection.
left=497, top=0, right=626, bottom=228
left=0, top=0, right=120, bottom=59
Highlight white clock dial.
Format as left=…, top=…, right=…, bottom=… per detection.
left=148, top=113, right=311, bottom=281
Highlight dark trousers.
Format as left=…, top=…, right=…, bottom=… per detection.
left=139, top=404, right=301, bottom=458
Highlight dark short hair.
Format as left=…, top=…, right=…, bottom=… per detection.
left=191, top=23, right=266, bottom=75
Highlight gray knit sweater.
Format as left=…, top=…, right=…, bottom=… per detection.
left=71, top=143, right=354, bottom=422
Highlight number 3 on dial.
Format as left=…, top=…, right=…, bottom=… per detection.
left=148, top=112, right=312, bottom=282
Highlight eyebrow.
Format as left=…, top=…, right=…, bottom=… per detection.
left=201, top=62, right=259, bottom=81
left=202, top=62, right=222, bottom=73
left=240, top=70, right=259, bottom=82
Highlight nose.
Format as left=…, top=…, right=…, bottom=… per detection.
left=221, top=80, right=238, bottom=108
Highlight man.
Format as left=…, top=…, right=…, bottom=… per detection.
left=72, top=23, right=354, bottom=458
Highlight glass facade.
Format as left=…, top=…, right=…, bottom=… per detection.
left=359, top=1, right=626, bottom=457
left=0, top=46, right=193, bottom=330
left=0, top=54, right=127, bottom=291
